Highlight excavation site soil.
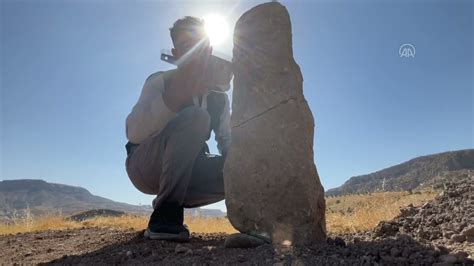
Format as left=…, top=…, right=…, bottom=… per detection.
left=1, top=178, right=473, bottom=265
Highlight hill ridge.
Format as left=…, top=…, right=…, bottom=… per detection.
left=326, top=149, right=474, bottom=196
left=0, top=179, right=225, bottom=223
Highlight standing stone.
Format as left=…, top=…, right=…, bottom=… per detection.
left=224, top=2, right=326, bottom=246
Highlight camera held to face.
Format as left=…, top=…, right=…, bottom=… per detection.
left=161, top=52, right=233, bottom=92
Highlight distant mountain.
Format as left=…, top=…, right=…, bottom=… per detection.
left=0, top=179, right=225, bottom=223
left=326, top=149, right=474, bottom=196
left=0, top=179, right=152, bottom=221
left=186, top=208, right=226, bottom=217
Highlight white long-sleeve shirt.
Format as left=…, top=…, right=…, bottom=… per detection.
left=125, top=69, right=231, bottom=155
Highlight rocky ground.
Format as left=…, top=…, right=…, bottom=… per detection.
left=1, top=177, right=473, bottom=265
left=371, top=178, right=474, bottom=257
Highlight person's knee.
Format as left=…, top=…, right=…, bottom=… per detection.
left=178, top=106, right=211, bottom=136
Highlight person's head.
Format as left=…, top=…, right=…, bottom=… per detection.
left=169, top=16, right=211, bottom=65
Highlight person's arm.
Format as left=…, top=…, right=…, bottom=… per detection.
left=214, top=92, right=231, bottom=156
left=162, top=77, right=194, bottom=112
left=162, top=64, right=211, bottom=112
left=125, top=72, right=177, bottom=144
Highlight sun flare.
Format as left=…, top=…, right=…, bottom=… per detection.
left=204, top=14, right=229, bottom=46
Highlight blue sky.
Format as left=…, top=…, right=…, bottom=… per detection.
left=1, top=0, right=472, bottom=211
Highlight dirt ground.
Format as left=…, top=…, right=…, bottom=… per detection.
left=2, top=178, right=473, bottom=265
left=1, top=227, right=472, bottom=265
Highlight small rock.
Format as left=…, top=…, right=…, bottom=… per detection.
left=334, top=236, right=346, bottom=247
left=342, top=248, right=351, bottom=256
left=461, top=226, right=474, bottom=237
left=422, top=202, right=432, bottom=209
left=439, top=254, right=458, bottom=263
left=326, top=238, right=334, bottom=245
left=450, top=233, right=466, bottom=243
left=436, top=245, right=450, bottom=255
left=175, top=244, right=191, bottom=254
left=237, top=255, right=247, bottom=263
left=443, top=231, right=454, bottom=239
left=402, top=247, right=411, bottom=257
left=126, top=251, right=133, bottom=257
left=455, top=251, right=468, bottom=258
left=374, top=221, right=399, bottom=237
left=390, top=247, right=401, bottom=257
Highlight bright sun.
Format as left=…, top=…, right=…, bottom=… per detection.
left=204, top=14, right=229, bottom=46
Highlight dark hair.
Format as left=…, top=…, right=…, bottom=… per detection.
left=169, top=16, right=206, bottom=47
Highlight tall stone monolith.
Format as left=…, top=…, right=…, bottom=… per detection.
left=223, top=2, right=326, bottom=246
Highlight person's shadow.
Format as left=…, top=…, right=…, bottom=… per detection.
left=43, top=230, right=472, bottom=265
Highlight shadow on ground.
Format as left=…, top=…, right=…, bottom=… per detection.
left=31, top=228, right=471, bottom=265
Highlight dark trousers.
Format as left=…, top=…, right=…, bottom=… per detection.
left=125, top=106, right=225, bottom=209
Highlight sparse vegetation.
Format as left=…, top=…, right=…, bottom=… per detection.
left=0, top=190, right=438, bottom=235
left=0, top=214, right=238, bottom=235
left=326, top=189, right=438, bottom=233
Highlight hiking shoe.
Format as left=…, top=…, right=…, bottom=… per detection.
left=144, top=202, right=190, bottom=242
left=144, top=224, right=190, bottom=242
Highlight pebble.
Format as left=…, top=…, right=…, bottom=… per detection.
left=175, top=244, right=191, bottom=254
left=462, top=226, right=474, bottom=237
left=439, top=254, right=458, bottom=263
left=237, top=255, right=247, bottom=263
left=450, top=234, right=465, bottom=243
left=390, top=247, right=401, bottom=257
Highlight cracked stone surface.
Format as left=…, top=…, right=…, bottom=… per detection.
left=223, top=2, right=326, bottom=246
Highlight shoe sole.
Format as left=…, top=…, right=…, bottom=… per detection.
left=144, top=229, right=190, bottom=242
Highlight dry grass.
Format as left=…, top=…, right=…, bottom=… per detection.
left=0, top=190, right=437, bottom=236
left=326, top=190, right=438, bottom=234
left=82, top=215, right=237, bottom=234
left=0, top=215, right=237, bottom=235
left=185, top=216, right=237, bottom=234
left=0, top=216, right=82, bottom=235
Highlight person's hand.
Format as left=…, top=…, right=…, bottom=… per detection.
left=202, top=56, right=233, bottom=91
left=176, top=56, right=210, bottom=96
left=163, top=42, right=212, bottom=112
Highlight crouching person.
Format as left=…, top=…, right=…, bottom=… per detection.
left=124, top=16, right=231, bottom=242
